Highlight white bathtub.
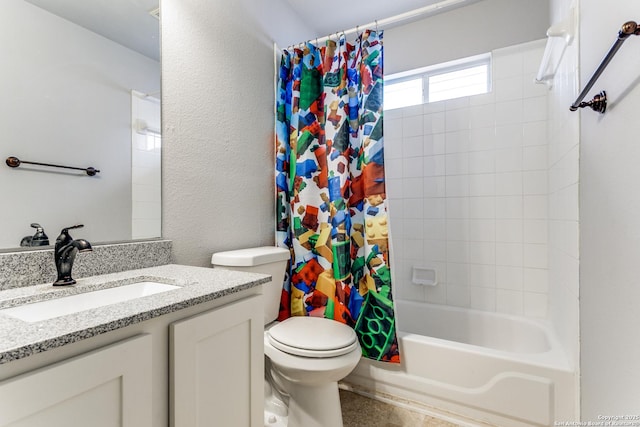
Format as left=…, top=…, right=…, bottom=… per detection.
left=345, top=300, right=577, bottom=426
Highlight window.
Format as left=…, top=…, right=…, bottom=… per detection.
left=384, top=54, right=491, bottom=109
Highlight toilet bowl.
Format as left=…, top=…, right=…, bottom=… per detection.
left=212, top=247, right=362, bottom=427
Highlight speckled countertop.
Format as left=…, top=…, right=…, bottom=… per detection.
left=0, top=264, right=270, bottom=364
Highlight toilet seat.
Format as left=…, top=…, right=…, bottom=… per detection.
left=266, top=317, right=358, bottom=358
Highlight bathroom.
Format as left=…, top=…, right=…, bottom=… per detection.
left=0, top=0, right=638, bottom=425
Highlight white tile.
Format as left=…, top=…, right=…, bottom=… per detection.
left=385, top=117, right=403, bottom=139
left=469, top=127, right=495, bottom=151
left=496, top=219, right=523, bottom=243
left=469, top=264, right=496, bottom=288
left=384, top=158, right=403, bottom=179
left=495, top=100, right=523, bottom=126
left=424, top=239, right=447, bottom=262
left=523, top=171, right=547, bottom=195
left=523, top=121, right=547, bottom=146
left=493, top=51, right=523, bottom=79
left=402, top=219, right=424, bottom=239
left=495, top=147, right=523, bottom=172
left=524, top=72, right=549, bottom=98
left=446, top=197, right=470, bottom=219
left=446, top=240, right=469, bottom=263
left=445, top=96, right=470, bottom=110
left=403, top=136, right=424, bottom=157
left=495, top=124, right=523, bottom=148
left=446, top=175, right=469, bottom=197
left=423, top=112, right=446, bottom=134
left=446, top=108, right=470, bottom=132
left=524, top=268, right=549, bottom=293
left=424, top=197, right=446, bottom=219
left=402, top=157, right=424, bottom=178
left=446, top=284, right=470, bottom=307
left=469, top=150, right=495, bottom=174
left=469, top=241, right=495, bottom=264
left=524, top=243, right=548, bottom=268
left=470, top=286, right=496, bottom=311
left=523, top=43, right=545, bottom=73
left=495, top=172, right=523, bottom=196
left=385, top=136, right=403, bottom=159
left=423, top=176, right=446, bottom=197
left=424, top=155, right=446, bottom=177
left=469, top=91, right=496, bottom=106
left=469, top=196, right=496, bottom=219
left=495, top=76, right=524, bottom=102
left=447, top=219, right=469, bottom=241
left=469, top=219, right=495, bottom=242
left=423, top=100, right=446, bottom=114
left=523, top=145, right=548, bottom=170
left=403, top=177, right=423, bottom=195
left=445, top=130, right=470, bottom=153
left=495, top=265, right=524, bottom=291
left=469, top=174, right=495, bottom=197
left=403, top=238, right=425, bottom=260
left=424, top=133, right=446, bottom=155
left=469, top=103, right=495, bottom=129
left=447, top=262, right=469, bottom=286
left=386, top=178, right=403, bottom=200
left=403, top=115, right=423, bottom=137
left=403, top=198, right=424, bottom=219
left=495, top=195, right=523, bottom=219
left=424, top=283, right=447, bottom=304
left=385, top=108, right=403, bottom=120
left=524, top=220, right=548, bottom=244
left=524, top=195, right=547, bottom=219
left=496, top=289, right=523, bottom=315
left=424, top=219, right=446, bottom=241
left=446, top=153, right=469, bottom=175
left=523, top=96, right=547, bottom=122
left=496, top=242, right=523, bottom=266
left=524, top=292, right=548, bottom=318
left=402, top=104, right=424, bottom=117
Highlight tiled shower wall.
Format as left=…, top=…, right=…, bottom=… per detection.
left=385, top=40, right=550, bottom=318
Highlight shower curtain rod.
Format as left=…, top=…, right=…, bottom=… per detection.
left=288, top=0, right=470, bottom=48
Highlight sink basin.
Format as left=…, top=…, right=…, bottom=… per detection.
left=0, top=281, right=180, bottom=323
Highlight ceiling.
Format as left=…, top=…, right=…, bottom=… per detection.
left=24, top=0, right=160, bottom=61
left=22, top=0, right=479, bottom=62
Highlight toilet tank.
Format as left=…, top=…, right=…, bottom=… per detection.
left=211, top=246, right=290, bottom=325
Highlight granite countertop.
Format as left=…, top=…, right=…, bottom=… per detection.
left=0, top=264, right=270, bottom=364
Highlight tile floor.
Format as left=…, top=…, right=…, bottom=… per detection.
left=340, top=389, right=460, bottom=427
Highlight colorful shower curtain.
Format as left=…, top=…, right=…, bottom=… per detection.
left=275, top=30, right=399, bottom=363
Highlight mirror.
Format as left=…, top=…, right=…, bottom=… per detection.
left=0, top=0, right=161, bottom=251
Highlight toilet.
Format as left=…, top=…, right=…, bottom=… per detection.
left=211, top=246, right=361, bottom=427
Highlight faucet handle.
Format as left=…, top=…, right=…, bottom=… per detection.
left=30, top=223, right=43, bottom=229
left=61, top=224, right=84, bottom=232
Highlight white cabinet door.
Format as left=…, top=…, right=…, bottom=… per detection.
left=0, top=334, right=152, bottom=427
left=170, top=295, right=263, bottom=427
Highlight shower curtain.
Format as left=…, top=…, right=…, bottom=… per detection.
left=275, top=30, right=399, bottom=363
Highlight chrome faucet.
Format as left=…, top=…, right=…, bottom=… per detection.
left=53, top=224, right=92, bottom=286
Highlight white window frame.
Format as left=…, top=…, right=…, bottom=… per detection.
left=385, top=53, right=492, bottom=108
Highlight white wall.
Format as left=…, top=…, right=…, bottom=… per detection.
left=384, top=0, right=549, bottom=75
left=578, top=0, right=640, bottom=418
left=386, top=41, right=551, bottom=318
left=0, top=0, right=160, bottom=248
left=161, top=0, right=309, bottom=266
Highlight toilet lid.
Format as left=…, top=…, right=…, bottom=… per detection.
left=267, top=317, right=359, bottom=358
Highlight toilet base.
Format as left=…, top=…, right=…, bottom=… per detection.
left=286, top=381, right=344, bottom=427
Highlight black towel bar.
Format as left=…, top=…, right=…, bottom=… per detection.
left=5, top=156, right=100, bottom=176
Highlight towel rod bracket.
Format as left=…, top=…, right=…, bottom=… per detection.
left=569, top=91, right=607, bottom=113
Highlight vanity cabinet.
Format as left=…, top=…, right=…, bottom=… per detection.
left=0, top=335, right=153, bottom=427
left=170, top=294, right=263, bottom=427
left=0, top=289, right=263, bottom=427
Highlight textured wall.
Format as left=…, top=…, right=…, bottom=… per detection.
left=384, top=0, right=549, bottom=74
left=161, top=0, right=308, bottom=266
left=578, top=0, right=640, bottom=418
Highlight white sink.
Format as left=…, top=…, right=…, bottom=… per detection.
left=0, top=281, right=180, bottom=323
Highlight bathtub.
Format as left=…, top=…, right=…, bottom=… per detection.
left=344, top=300, right=577, bottom=426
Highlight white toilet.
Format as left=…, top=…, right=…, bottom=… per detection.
left=211, top=246, right=361, bottom=427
